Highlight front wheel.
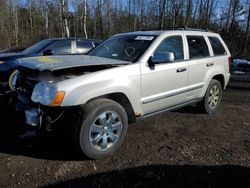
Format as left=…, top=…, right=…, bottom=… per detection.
left=198, top=79, right=222, bottom=114
left=74, top=99, right=128, bottom=159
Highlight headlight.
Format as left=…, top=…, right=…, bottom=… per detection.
left=31, top=82, right=65, bottom=106
left=8, top=70, right=19, bottom=90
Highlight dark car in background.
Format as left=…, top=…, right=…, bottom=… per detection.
left=0, top=38, right=102, bottom=93
left=0, top=47, right=26, bottom=54
left=231, top=58, right=250, bottom=74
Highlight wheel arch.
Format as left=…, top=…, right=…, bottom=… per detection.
left=212, top=74, right=225, bottom=89
left=87, top=92, right=137, bottom=124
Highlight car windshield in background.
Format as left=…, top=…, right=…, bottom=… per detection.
left=23, top=40, right=52, bottom=54
left=88, top=35, right=156, bottom=62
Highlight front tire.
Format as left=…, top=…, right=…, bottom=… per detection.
left=74, top=99, right=128, bottom=159
left=198, top=79, right=222, bottom=114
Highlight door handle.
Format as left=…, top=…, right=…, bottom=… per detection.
left=176, top=67, right=187, bottom=73
left=207, top=63, right=214, bottom=67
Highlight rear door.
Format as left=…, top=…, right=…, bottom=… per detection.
left=184, top=35, right=211, bottom=100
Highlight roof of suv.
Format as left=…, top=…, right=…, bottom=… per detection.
left=115, top=29, right=216, bottom=37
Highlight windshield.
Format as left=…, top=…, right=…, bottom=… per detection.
left=88, top=35, right=156, bottom=62
left=23, top=40, right=52, bottom=54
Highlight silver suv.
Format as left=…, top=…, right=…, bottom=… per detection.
left=13, top=29, right=231, bottom=159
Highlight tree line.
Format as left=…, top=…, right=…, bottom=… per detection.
left=0, top=0, right=249, bottom=58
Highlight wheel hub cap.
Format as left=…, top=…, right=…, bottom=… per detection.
left=208, top=85, right=220, bottom=108
left=89, top=111, right=123, bottom=151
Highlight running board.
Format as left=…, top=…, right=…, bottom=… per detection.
left=138, top=98, right=202, bottom=121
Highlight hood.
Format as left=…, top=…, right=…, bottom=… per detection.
left=17, top=55, right=131, bottom=71
left=0, top=53, right=31, bottom=61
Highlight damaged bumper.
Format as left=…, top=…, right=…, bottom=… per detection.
left=24, top=108, right=41, bottom=127
left=12, top=91, right=67, bottom=137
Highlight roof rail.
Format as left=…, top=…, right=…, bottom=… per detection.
left=142, top=27, right=212, bottom=32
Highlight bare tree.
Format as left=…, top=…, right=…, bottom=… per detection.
left=95, top=0, right=103, bottom=39
left=243, top=2, right=250, bottom=56
left=11, top=0, right=19, bottom=45
left=184, top=0, right=192, bottom=27
left=172, top=0, right=183, bottom=28
left=225, top=0, right=233, bottom=29
left=60, top=0, right=70, bottom=38
left=230, top=0, right=242, bottom=30
left=159, top=0, right=167, bottom=29
left=83, top=0, right=88, bottom=38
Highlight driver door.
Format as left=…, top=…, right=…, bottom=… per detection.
left=141, top=35, right=188, bottom=115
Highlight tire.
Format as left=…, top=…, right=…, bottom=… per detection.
left=73, top=98, right=128, bottom=159
left=198, top=79, right=222, bottom=114
left=8, top=69, right=19, bottom=91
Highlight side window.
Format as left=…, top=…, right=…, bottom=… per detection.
left=187, top=36, right=209, bottom=59
left=155, top=36, right=184, bottom=61
left=46, top=40, right=72, bottom=55
left=208, top=36, right=227, bottom=56
left=76, top=41, right=94, bottom=54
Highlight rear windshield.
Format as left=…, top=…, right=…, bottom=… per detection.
left=208, top=36, right=227, bottom=56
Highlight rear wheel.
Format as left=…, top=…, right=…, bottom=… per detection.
left=198, top=79, right=222, bottom=114
left=74, top=99, right=128, bottom=159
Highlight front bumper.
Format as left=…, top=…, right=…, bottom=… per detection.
left=24, top=108, right=41, bottom=127
left=14, top=92, right=67, bottom=133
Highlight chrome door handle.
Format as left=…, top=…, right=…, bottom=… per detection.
left=176, top=67, right=187, bottom=73
left=207, top=63, right=214, bottom=67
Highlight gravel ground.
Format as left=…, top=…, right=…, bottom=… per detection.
left=0, top=74, right=250, bottom=188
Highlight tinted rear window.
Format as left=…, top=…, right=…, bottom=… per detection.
left=208, top=36, right=227, bottom=56
left=77, top=41, right=93, bottom=48
left=187, top=36, right=209, bottom=59
left=76, top=41, right=93, bottom=54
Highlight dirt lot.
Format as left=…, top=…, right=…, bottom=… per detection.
left=0, top=75, right=250, bottom=188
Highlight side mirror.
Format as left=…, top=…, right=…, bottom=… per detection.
left=149, top=52, right=175, bottom=66
left=42, top=49, right=53, bottom=56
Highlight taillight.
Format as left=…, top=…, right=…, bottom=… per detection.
left=228, top=57, right=232, bottom=72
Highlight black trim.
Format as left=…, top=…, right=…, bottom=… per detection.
left=176, top=67, right=187, bottom=72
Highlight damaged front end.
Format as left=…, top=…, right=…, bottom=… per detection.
left=11, top=68, right=71, bottom=138
left=9, top=55, right=130, bottom=138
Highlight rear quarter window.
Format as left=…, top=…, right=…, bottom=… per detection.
left=187, top=36, right=210, bottom=59
left=76, top=41, right=94, bottom=54
left=208, top=36, right=227, bottom=56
